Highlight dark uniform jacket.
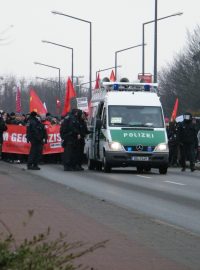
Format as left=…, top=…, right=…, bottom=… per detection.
left=26, top=116, right=47, bottom=143
left=60, top=114, right=80, bottom=145
left=0, top=117, right=7, bottom=144
left=178, top=120, right=198, bottom=145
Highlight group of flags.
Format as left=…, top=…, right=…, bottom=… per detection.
left=15, top=69, right=179, bottom=121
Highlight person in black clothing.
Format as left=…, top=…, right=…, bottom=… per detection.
left=178, top=112, right=198, bottom=172
left=76, top=110, right=90, bottom=170
left=26, top=111, right=47, bottom=170
left=60, top=109, right=81, bottom=171
left=167, top=121, right=179, bottom=166
left=0, top=112, right=7, bottom=159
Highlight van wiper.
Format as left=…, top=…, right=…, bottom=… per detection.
left=111, top=123, right=128, bottom=126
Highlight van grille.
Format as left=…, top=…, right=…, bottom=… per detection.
left=124, top=146, right=155, bottom=152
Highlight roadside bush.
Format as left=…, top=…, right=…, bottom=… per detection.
left=0, top=213, right=107, bottom=270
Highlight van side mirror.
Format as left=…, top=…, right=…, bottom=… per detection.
left=96, top=119, right=102, bottom=130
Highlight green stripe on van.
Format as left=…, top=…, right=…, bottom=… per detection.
left=110, top=129, right=165, bottom=146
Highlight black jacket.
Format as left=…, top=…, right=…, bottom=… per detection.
left=178, top=120, right=198, bottom=145
left=0, top=117, right=7, bottom=144
left=60, top=114, right=80, bottom=144
left=26, top=116, right=47, bottom=143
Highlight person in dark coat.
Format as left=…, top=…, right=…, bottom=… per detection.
left=0, top=112, right=7, bottom=159
left=167, top=121, right=179, bottom=166
left=178, top=112, right=198, bottom=172
left=76, top=110, right=90, bottom=170
left=26, top=111, right=47, bottom=170
left=60, top=109, right=81, bottom=171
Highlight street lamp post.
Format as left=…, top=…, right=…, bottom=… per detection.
left=96, top=65, right=122, bottom=80
left=41, top=40, right=73, bottom=84
left=142, top=12, right=183, bottom=77
left=115, top=44, right=144, bottom=80
left=51, top=11, right=92, bottom=101
left=154, top=0, right=158, bottom=83
left=34, top=61, right=61, bottom=99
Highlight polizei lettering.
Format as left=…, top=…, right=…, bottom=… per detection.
left=123, top=132, right=154, bottom=138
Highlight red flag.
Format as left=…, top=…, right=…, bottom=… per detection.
left=171, top=98, right=179, bottom=122
left=30, top=88, right=47, bottom=114
left=110, top=70, right=116, bottom=82
left=16, top=87, right=21, bottom=113
left=94, top=73, right=100, bottom=89
left=62, top=77, right=76, bottom=116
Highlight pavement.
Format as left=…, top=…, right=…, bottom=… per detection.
left=0, top=161, right=191, bottom=270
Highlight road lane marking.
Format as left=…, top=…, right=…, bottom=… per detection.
left=164, top=180, right=186, bottom=186
left=136, top=175, right=152, bottom=179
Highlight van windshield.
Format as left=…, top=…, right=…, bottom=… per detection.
left=108, top=106, right=164, bottom=128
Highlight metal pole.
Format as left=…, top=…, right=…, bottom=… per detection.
left=154, top=0, right=158, bottom=83
left=142, top=23, right=145, bottom=76
left=115, top=52, right=118, bottom=80
left=58, top=68, right=61, bottom=100
left=89, top=22, right=92, bottom=101
left=71, top=48, right=74, bottom=85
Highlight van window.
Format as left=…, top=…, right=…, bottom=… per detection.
left=108, top=106, right=164, bottom=128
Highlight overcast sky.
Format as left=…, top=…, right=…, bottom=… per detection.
left=0, top=0, right=200, bottom=85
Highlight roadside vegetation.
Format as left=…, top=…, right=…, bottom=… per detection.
left=0, top=211, right=107, bottom=270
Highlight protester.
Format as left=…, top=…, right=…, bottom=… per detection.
left=0, top=112, right=7, bottom=159
left=178, top=112, right=198, bottom=172
left=76, top=110, right=90, bottom=170
left=26, top=111, right=47, bottom=170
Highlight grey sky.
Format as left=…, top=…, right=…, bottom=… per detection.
left=0, top=0, right=199, bottom=85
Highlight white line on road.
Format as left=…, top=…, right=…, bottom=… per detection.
left=164, top=180, right=186, bottom=186
left=136, top=175, right=152, bottom=179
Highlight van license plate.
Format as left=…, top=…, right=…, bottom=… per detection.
left=132, top=156, right=149, bottom=161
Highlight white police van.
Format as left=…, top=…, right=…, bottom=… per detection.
left=85, top=80, right=169, bottom=174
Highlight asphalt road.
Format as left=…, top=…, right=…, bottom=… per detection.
left=28, top=164, right=200, bottom=234
left=2, top=162, right=200, bottom=269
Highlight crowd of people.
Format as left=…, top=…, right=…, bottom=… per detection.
left=0, top=110, right=200, bottom=172
left=0, top=109, right=89, bottom=171
left=167, top=112, right=200, bottom=172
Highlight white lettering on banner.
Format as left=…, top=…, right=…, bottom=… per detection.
left=11, top=133, right=27, bottom=143
left=50, top=142, right=61, bottom=148
left=3, top=132, right=8, bottom=141
left=123, top=132, right=154, bottom=139
left=48, top=133, right=61, bottom=143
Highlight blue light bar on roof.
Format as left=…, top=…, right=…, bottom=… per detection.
left=113, top=83, right=119, bottom=90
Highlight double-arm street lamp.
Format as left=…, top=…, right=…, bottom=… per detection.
left=142, top=11, right=183, bottom=80
left=34, top=61, right=61, bottom=99
left=42, top=40, right=73, bottom=85
left=115, top=44, right=144, bottom=81
left=51, top=10, right=92, bottom=101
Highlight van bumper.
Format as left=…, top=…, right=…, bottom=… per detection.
left=105, top=151, right=169, bottom=168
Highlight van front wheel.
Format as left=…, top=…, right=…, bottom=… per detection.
left=159, top=167, right=168, bottom=175
left=103, top=155, right=111, bottom=173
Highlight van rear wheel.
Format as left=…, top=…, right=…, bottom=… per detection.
left=88, top=159, right=96, bottom=170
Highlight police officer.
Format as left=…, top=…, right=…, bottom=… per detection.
left=26, top=111, right=47, bottom=170
left=167, top=121, right=179, bottom=166
left=178, top=112, right=198, bottom=172
left=60, top=109, right=81, bottom=171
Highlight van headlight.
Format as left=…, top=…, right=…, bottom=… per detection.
left=154, top=143, right=169, bottom=152
left=108, top=142, right=124, bottom=151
